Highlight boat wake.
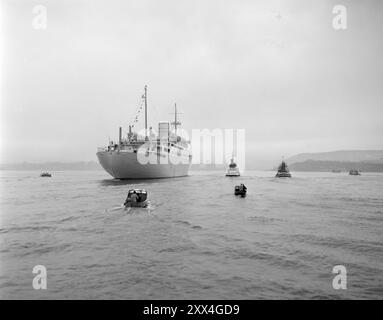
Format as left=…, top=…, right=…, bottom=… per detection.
left=105, top=202, right=155, bottom=214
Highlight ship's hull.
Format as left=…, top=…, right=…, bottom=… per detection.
left=226, top=170, right=240, bottom=177
left=97, top=151, right=191, bottom=179
left=276, top=172, right=291, bottom=178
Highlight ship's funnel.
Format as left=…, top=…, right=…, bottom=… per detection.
left=159, top=122, right=170, bottom=144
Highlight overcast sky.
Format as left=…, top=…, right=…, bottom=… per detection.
left=1, top=0, right=383, bottom=167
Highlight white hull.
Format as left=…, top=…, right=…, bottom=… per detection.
left=97, top=151, right=191, bottom=179
left=225, top=168, right=240, bottom=176
left=226, top=157, right=240, bottom=177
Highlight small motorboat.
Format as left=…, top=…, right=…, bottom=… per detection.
left=275, top=160, right=291, bottom=178
left=234, top=184, right=247, bottom=197
left=124, top=189, right=148, bottom=208
left=332, top=169, right=341, bottom=173
left=349, top=169, right=361, bottom=176
left=226, top=157, right=240, bottom=177
left=40, top=172, right=52, bottom=177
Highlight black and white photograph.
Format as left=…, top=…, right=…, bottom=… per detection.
left=0, top=0, right=382, bottom=306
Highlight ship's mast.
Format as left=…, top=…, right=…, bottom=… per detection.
left=174, top=103, right=178, bottom=135
left=144, top=85, right=148, bottom=140
left=171, top=103, right=181, bottom=136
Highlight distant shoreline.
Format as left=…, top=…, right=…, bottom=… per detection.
left=0, top=161, right=103, bottom=171
left=288, top=160, right=383, bottom=172
left=2, top=149, right=383, bottom=172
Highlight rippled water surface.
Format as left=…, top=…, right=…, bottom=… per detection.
left=0, top=170, right=382, bottom=299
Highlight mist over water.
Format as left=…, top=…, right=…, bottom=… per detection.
left=0, top=170, right=382, bottom=299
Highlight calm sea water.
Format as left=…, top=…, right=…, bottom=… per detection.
left=0, top=170, right=382, bottom=299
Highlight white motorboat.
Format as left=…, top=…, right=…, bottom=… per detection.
left=226, top=158, right=240, bottom=177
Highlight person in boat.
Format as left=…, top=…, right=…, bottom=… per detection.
left=124, top=191, right=138, bottom=207
left=124, top=189, right=149, bottom=208
left=131, top=192, right=139, bottom=206
left=128, top=191, right=140, bottom=204
left=235, top=183, right=247, bottom=196
left=124, top=194, right=130, bottom=207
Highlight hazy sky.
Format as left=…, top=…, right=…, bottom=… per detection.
left=1, top=0, right=383, bottom=167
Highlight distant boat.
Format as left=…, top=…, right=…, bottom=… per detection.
left=332, top=169, right=341, bottom=173
left=225, top=157, right=240, bottom=177
left=40, top=172, right=52, bottom=177
left=275, top=160, right=291, bottom=178
left=349, top=169, right=361, bottom=175
left=234, top=184, right=247, bottom=197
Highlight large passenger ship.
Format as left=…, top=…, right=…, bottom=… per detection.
left=96, top=86, right=192, bottom=179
